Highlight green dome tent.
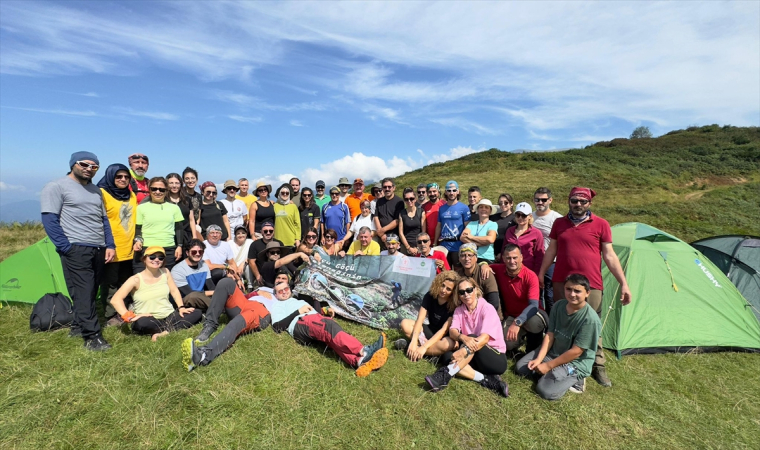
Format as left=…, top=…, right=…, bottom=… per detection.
left=600, top=223, right=760, bottom=357
left=0, top=237, right=69, bottom=304
left=691, top=235, right=760, bottom=321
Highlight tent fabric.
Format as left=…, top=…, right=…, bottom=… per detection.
left=601, top=223, right=760, bottom=357
left=0, top=237, right=70, bottom=304
left=691, top=235, right=760, bottom=321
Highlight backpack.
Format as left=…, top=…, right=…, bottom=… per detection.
left=30, top=293, right=74, bottom=332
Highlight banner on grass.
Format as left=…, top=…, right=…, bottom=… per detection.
left=293, top=254, right=437, bottom=329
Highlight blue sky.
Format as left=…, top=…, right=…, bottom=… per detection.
left=1, top=1, right=758, bottom=203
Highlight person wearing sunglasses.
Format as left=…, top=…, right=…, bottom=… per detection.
left=422, top=182, right=445, bottom=243
left=313, top=180, right=330, bottom=210
left=434, top=180, right=470, bottom=269
left=398, top=187, right=425, bottom=256
left=296, top=228, right=324, bottom=257
left=490, top=193, right=516, bottom=259
left=97, top=163, right=138, bottom=327
left=321, top=186, right=351, bottom=247
left=416, top=183, right=428, bottom=207
left=460, top=198, right=498, bottom=263
left=272, top=183, right=301, bottom=248
left=248, top=181, right=274, bottom=240
left=220, top=180, right=248, bottom=232
left=41, top=151, right=115, bottom=351
left=203, top=224, right=242, bottom=287
left=455, top=244, right=500, bottom=313
left=255, top=241, right=311, bottom=289
left=111, top=246, right=202, bottom=341
left=133, top=176, right=184, bottom=273
left=374, top=177, right=405, bottom=248
left=165, top=173, right=198, bottom=244
left=531, top=187, right=563, bottom=314
left=298, top=187, right=321, bottom=242
left=424, top=277, right=508, bottom=397
left=171, top=239, right=217, bottom=312
left=502, top=202, right=544, bottom=274
left=319, top=228, right=342, bottom=256
left=246, top=221, right=281, bottom=287
left=416, top=233, right=450, bottom=274
left=196, top=181, right=232, bottom=242
left=127, top=153, right=150, bottom=203
left=538, top=187, right=631, bottom=388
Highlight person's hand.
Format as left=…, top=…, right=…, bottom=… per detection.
left=178, top=306, right=195, bottom=317
left=537, top=271, right=545, bottom=289
left=459, top=335, right=478, bottom=352
left=380, top=233, right=387, bottom=243
left=534, top=362, right=550, bottom=375
left=621, top=284, right=632, bottom=305
left=354, top=250, right=365, bottom=256
left=407, top=342, right=426, bottom=362
left=105, top=248, right=115, bottom=263
left=321, top=306, right=335, bottom=318
left=338, top=251, right=346, bottom=258
left=294, top=240, right=300, bottom=249
left=312, top=252, right=322, bottom=263
left=434, top=259, right=444, bottom=269
left=480, top=264, right=493, bottom=280
left=130, top=313, right=153, bottom=322
left=133, top=241, right=143, bottom=252
left=408, top=247, right=419, bottom=256
left=298, top=304, right=314, bottom=314
left=450, top=348, right=469, bottom=369
left=335, top=239, right=344, bottom=249
left=256, top=275, right=264, bottom=285
left=174, top=246, right=182, bottom=260
left=527, top=358, right=541, bottom=371
left=506, top=323, right=520, bottom=342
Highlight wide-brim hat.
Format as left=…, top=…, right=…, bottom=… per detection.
left=255, top=181, right=272, bottom=194
left=338, top=177, right=351, bottom=186
left=474, top=198, right=497, bottom=215
left=223, top=179, right=238, bottom=190
left=256, top=240, right=292, bottom=265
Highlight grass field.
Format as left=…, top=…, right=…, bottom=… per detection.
left=1, top=126, right=759, bottom=449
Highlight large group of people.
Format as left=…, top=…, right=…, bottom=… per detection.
left=40, top=150, right=632, bottom=399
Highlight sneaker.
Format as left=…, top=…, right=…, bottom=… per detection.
left=356, top=332, right=388, bottom=377
left=84, top=336, right=112, bottom=351
left=569, top=377, right=586, bottom=394
left=68, top=326, right=83, bottom=338
left=105, top=316, right=124, bottom=327
left=195, top=323, right=216, bottom=343
left=394, top=338, right=408, bottom=351
left=592, top=366, right=612, bottom=387
left=480, top=374, right=509, bottom=398
left=181, top=338, right=208, bottom=372
left=425, top=366, right=452, bottom=392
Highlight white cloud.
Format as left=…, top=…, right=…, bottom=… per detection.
left=211, top=90, right=327, bottom=112
left=289, top=119, right=304, bottom=127
left=1, top=106, right=99, bottom=117
left=426, top=146, right=488, bottom=164
left=360, top=104, right=406, bottom=124
left=0, top=181, right=26, bottom=191
left=113, top=107, right=179, bottom=121
left=228, top=115, right=262, bottom=124
left=81, top=91, right=99, bottom=97
left=430, top=117, right=500, bottom=136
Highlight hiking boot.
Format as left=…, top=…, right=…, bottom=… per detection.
left=569, top=377, right=586, bottom=394
left=195, top=323, right=216, bottom=343
left=84, top=335, right=112, bottom=351
left=182, top=338, right=208, bottom=372
left=68, top=326, right=83, bottom=338
left=425, top=367, right=452, bottom=392
left=356, top=333, right=388, bottom=377
left=592, top=366, right=612, bottom=387
left=105, top=316, right=124, bottom=327
left=394, top=338, right=408, bottom=351
left=480, top=374, right=509, bottom=398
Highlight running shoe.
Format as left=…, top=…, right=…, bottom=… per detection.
left=425, top=367, right=452, bottom=392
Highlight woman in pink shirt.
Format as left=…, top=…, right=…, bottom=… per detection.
left=502, top=202, right=545, bottom=274
left=424, top=277, right=509, bottom=397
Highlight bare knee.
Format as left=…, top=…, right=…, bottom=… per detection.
left=399, top=319, right=414, bottom=338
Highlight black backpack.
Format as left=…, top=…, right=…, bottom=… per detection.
left=30, top=293, right=74, bottom=332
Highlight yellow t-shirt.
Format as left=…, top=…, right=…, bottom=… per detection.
left=347, top=240, right=380, bottom=256
left=101, top=189, right=137, bottom=262
left=236, top=194, right=257, bottom=213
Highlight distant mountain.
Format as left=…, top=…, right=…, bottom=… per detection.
left=0, top=200, right=41, bottom=223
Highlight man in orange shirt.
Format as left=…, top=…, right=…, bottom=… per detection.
left=344, top=178, right=374, bottom=220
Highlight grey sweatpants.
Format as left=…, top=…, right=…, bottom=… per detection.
left=515, top=348, right=580, bottom=401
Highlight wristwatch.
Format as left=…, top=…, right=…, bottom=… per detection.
left=514, top=318, right=524, bottom=327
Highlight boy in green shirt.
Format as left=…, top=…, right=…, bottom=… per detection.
left=515, top=273, right=601, bottom=400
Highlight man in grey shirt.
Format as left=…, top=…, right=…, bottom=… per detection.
left=531, top=187, right=564, bottom=314
left=41, top=151, right=115, bottom=351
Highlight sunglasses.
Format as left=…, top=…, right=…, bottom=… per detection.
left=114, top=174, right=130, bottom=180
left=147, top=254, right=165, bottom=261
left=129, top=155, right=148, bottom=162
left=262, top=229, right=274, bottom=234
left=515, top=213, right=527, bottom=219
left=570, top=198, right=589, bottom=205
left=151, top=187, right=167, bottom=193
left=302, top=194, right=312, bottom=198
left=534, top=198, right=549, bottom=203
left=324, top=235, right=335, bottom=240
left=404, top=197, right=416, bottom=202
left=276, top=286, right=291, bottom=294
left=76, top=161, right=99, bottom=170
left=204, top=190, right=217, bottom=195
left=446, top=189, right=457, bottom=193
left=226, top=187, right=238, bottom=192
left=280, top=191, right=290, bottom=196
left=458, top=287, right=475, bottom=296
left=330, top=192, right=339, bottom=195
left=383, top=186, right=393, bottom=190
left=306, top=234, right=317, bottom=240
left=268, top=250, right=281, bottom=256
left=317, top=186, right=325, bottom=190
left=498, top=201, right=511, bottom=205
left=189, top=250, right=204, bottom=256
left=257, top=189, right=269, bottom=193
left=417, top=239, right=430, bottom=244
left=417, top=191, right=426, bottom=194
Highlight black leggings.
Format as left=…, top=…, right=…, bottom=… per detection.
left=131, top=309, right=202, bottom=335
left=442, top=334, right=507, bottom=375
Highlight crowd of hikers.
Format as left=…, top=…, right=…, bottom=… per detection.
left=40, top=150, right=632, bottom=400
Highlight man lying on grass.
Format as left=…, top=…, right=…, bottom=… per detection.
left=515, top=273, right=601, bottom=400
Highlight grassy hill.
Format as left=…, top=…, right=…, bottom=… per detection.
left=1, top=126, right=759, bottom=449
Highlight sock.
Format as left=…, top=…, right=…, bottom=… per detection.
left=447, top=363, right=461, bottom=377
left=358, top=346, right=369, bottom=365
left=472, top=371, right=484, bottom=382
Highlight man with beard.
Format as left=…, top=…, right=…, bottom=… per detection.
left=374, top=177, right=405, bottom=247
left=455, top=243, right=500, bottom=314
left=290, top=177, right=302, bottom=206
left=127, top=153, right=150, bottom=203
left=416, top=232, right=450, bottom=274
left=246, top=221, right=282, bottom=287
left=380, top=233, right=403, bottom=258
left=531, top=187, right=563, bottom=313
left=467, top=186, right=483, bottom=221
left=41, top=151, right=115, bottom=351
left=422, top=182, right=445, bottom=242
left=434, top=180, right=470, bottom=269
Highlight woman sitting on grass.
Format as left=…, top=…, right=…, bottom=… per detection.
left=112, top=246, right=202, bottom=341
left=424, top=277, right=509, bottom=397
left=394, top=270, right=458, bottom=361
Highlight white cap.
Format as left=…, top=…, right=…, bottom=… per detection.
left=514, top=202, right=533, bottom=215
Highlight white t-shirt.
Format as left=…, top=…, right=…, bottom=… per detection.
left=203, top=239, right=234, bottom=265
left=380, top=250, right=403, bottom=258
left=229, top=238, right=253, bottom=268
left=532, top=210, right=564, bottom=250
left=220, top=198, right=248, bottom=230
left=349, top=214, right=376, bottom=241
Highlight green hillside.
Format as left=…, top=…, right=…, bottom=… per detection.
left=395, top=125, right=760, bottom=242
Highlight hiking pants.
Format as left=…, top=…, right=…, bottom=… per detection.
left=131, top=309, right=202, bottom=335
left=541, top=263, right=555, bottom=314
left=203, top=278, right=238, bottom=329
left=60, top=245, right=105, bottom=340
left=515, top=349, right=580, bottom=401
left=442, top=334, right=507, bottom=375
left=553, top=283, right=605, bottom=367
left=99, top=260, right=133, bottom=319
left=502, top=310, right=548, bottom=352
left=291, top=315, right=364, bottom=367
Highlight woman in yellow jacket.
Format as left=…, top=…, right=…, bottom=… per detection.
left=273, top=183, right=301, bottom=248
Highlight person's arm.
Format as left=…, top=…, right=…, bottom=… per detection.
left=133, top=224, right=144, bottom=252
left=537, top=239, right=557, bottom=288
left=602, top=242, right=632, bottom=305
left=373, top=216, right=385, bottom=242
left=166, top=271, right=193, bottom=316
left=293, top=204, right=301, bottom=249
left=248, top=257, right=262, bottom=284
left=226, top=258, right=238, bottom=274
left=537, top=343, right=583, bottom=376
left=416, top=317, right=453, bottom=361
left=406, top=306, right=428, bottom=361
left=203, top=259, right=226, bottom=271
left=274, top=251, right=309, bottom=269
left=483, top=290, right=501, bottom=312
left=41, top=213, right=71, bottom=254
left=173, top=221, right=184, bottom=260
left=203, top=278, right=216, bottom=297
left=528, top=332, right=555, bottom=373
left=506, top=299, right=540, bottom=342
left=433, top=222, right=442, bottom=246
left=102, top=215, right=116, bottom=253
left=466, top=230, right=497, bottom=246
left=460, top=226, right=472, bottom=244
left=223, top=215, right=232, bottom=241
left=110, top=275, right=152, bottom=322
left=177, top=285, right=194, bottom=297
left=248, top=202, right=258, bottom=239
left=398, top=212, right=412, bottom=252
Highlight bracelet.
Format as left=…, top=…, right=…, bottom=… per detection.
left=121, top=311, right=136, bottom=322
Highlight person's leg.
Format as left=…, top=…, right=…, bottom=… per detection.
left=535, top=364, right=580, bottom=401
left=198, top=278, right=237, bottom=340
left=523, top=310, right=548, bottom=353
left=165, top=309, right=203, bottom=331
left=470, top=345, right=508, bottom=376
left=183, top=291, right=212, bottom=311
left=163, top=246, right=178, bottom=271
left=131, top=316, right=165, bottom=335
left=99, top=261, right=118, bottom=317
left=502, top=316, right=521, bottom=351
left=210, top=269, right=226, bottom=285
left=132, top=249, right=145, bottom=274
left=543, top=263, right=556, bottom=314
left=552, top=281, right=565, bottom=305
left=399, top=318, right=415, bottom=339
left=292, top=315, right=365, bottom=367
left=587, top=289, right=605, bottom=367
left=60, top=245, right=103, bottom=341
left=514, top=348, right=550, bottom=378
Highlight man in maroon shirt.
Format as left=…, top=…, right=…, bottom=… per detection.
left=538, top=186, right=631, bottom=387
left=128, top=153, right=150, bottom=203
left=422, top=182, right=445, bottom=240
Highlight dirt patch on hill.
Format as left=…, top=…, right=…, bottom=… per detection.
left=683, top=176, right=749, bottom=200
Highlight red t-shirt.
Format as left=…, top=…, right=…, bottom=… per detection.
left=422, top=249, right=451, bottom=273
left=503, top=225, right=545, bottom=275
left=130, top=177, right=150, bottom=204
left=491, top=264, right=541, bottom=318
left=549, top=214, right=612, bottom=290
left=422, top=199, right=445, bottom=239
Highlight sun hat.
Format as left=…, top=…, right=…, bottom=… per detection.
left=223, top=180, right=238, bottom=190
left=338, top=177, right=351, bottom=186
left=474, top=198, right=497, bottom=215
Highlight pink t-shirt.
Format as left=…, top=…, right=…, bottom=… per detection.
left=549, top=214, right=612, bottom=291
left=450, top=298, right=506, bottom=352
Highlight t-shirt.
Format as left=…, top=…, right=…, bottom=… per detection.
left=220, top=198, right=248, bottom=230
left=299, top=203, right=321, bottom=238
left=41, top=176, right=107, bottom=246
left=101, top=189, right=137, bottom=262
left=421, top=249, right=451, bottom=273
left=490, top=212, right=515, bottom=259
left=399, top=207, right=424, bottom=247
left=347, top=240, right=381, bottom=256
left=504, top=226, right=545, bottom=275
left=171, top=260, right=211, bottom=292
left=236, top=193, right=257, bottom=212
left=273, top=203, right=301, bottom=246
left=203, top=239, right=234, bottom=265
left=379, top=250, right=402, bottom=258
left=375, top=195, right=404, bottom=236
left=491, top=264, right=541, bottom=319
left=548, top=299, right=601, bottom=378
left=345, top=192, right=373, bottom=221
left=437, top=202, right=470, bottom=252
left=321, top=202, right=351, bottom=240
left=136, top=201, right=184, bottom=247
left=314, top=195, right=330, bottom=211
left=532, top=210, right=563, bottom=250
left=450, top=298, right=506, bottom=352
left=550, top=214, right=612, bottom=290
left=465, top=220, right=498, bottom=262
left=257, top=297, right=318, bottom=336
left=229, top=238, right=253, bottom=268
left=199, top=201, right=229, bottom=241
left=259, top=260, right=297, bottom=288
left=420, top=292, right=453, bottom=332
left=349, top=213, right=376, bottom=241
left=422, top=199, right=445, bottom=241
left=247, top=238, right=284, bottom=263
